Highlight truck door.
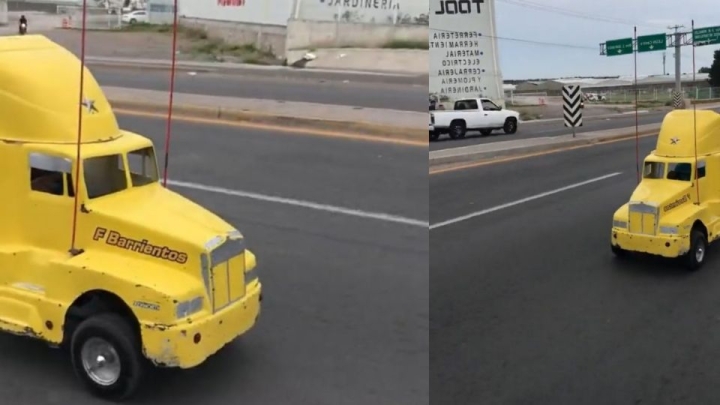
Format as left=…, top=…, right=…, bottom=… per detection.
left=480, top=99, right=504, bottom=127
left=26, top=152, right=76, bottom=251
left=0, top=152, right=76, bottom=336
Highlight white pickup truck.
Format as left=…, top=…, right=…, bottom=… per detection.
left=429, top=98, right=520, bottom=141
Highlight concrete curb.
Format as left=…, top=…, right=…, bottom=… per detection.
left=110, top=99, right=425, bottom=143
left=429, top=127, right=660, bottom=167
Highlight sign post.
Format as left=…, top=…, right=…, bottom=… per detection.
left=562, top=85, right=583, bottom=138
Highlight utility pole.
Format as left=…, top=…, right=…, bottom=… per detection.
left=663, top=52, right=666, bottom=75
left=669, top=24, right=685, bottom=94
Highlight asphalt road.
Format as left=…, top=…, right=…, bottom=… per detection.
left=430, top=135, right=720, bottom=404
left=430, top=107, right=720, bottom=151
left=0, top=115, right=428, bottom=404
left=92, top=66, right=427, bottom=112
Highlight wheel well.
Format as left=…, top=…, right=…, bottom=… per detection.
left=692, top=220, right=708, bottom=240
left=505, top=117, right=518, bottom=123
left=63, top=290, right=141, bottom=345
left=450, top=119, right=466, bottom=127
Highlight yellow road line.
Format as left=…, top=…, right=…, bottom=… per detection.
left=114, top=108, right=426, bottom=148
left=429, top=132, right=658, bottom=175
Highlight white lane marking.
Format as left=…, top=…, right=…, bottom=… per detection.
left=166, top=180, right=429, bottom=228
left=429, top=172, right=622, bottom=230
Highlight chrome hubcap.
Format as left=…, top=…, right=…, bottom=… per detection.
left=696, top=245, right=705, bottom=262
left=81, top=337, right=121, bottom=386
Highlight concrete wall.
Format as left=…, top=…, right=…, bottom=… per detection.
left=179, top=0, right=293, bottom=26
left=179, top=17, right=287, bottom=59
left=285, top=18, right=427, bottom=51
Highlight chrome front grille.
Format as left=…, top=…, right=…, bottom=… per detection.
left=628, top=202, right=659, bottom=236
left=200, top=237, right=247, bottom=314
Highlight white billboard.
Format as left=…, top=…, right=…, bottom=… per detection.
left=429, top=0, right=504, bottom=107
left=294, top=0, right=428, bottom=25
left=179, top=0, right=294, bottom=26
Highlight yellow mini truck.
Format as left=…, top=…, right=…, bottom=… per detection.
left=0, top=36, right=262, bottom=400
left=611, top=109, right=720, bottom=270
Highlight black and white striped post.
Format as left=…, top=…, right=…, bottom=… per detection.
left=562, top=85, right=583, bottom=138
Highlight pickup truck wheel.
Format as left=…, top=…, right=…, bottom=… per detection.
left=684, top=228, right=707, bottom=271
left=503, top=118, right=518, bottom=134
left=71, top=313, right=145, bottom=402
left=449, top=121, right=466, bottom=139
left=430, top=130, right=439, bottom=141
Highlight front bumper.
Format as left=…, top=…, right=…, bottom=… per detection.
left=611, top=228, right=690, bottom=258
left=140, top=281, right=262, bottom=369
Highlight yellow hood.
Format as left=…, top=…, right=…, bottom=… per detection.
left=80, top=182, right=238, bottom=264
left=630, top=180, right=693, bottom=212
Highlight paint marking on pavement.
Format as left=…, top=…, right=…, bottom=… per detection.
left=429, top=172, right=622, bottom=230
left=166, top=179, right=429, bottom=228
left=114, top=109, right=425, bottom=147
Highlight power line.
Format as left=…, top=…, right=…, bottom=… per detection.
left=496, top=0, right=668, bottom=29
left=430, top=27, right=598, bottom=50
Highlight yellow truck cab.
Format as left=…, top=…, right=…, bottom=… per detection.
left=0, top=35, right=262, bottom=400
left=611, top=109, right=720, bottom=270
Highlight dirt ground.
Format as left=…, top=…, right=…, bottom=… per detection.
left=508, top=103, right=672, bottom=121
left=35, top=27, right=279, bottom=64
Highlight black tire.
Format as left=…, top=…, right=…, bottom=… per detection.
left=503, top=118, right=518, bottom=134
left=430, top=130, right=439, bottom=141
left=611, top=244, right=626, bottom=258
left=129, top=19, right=136, bottom=24
left=448, top=120, right=466, bottom=139
left=70, top=313, right=145, bottom=402
left=684, top=228, right=707, bottom=271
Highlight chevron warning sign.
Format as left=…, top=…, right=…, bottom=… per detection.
left=562, top=85, right=583, bottom=128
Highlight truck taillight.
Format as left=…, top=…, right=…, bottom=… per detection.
left=430, top=113, right=435, bottom=124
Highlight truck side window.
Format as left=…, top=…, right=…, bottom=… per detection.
left=481, top=100, right=499, bottom=111
left=697, top=160, right=706, bottom=179
left=29, top=153, right=73, bottom=196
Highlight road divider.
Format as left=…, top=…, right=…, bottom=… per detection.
left=429, top=123, right=661, bottom=171
left=103, top=86, right=425, bottom=143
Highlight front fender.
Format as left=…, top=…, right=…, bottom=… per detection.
left=61, top=250, right=203, bottom=324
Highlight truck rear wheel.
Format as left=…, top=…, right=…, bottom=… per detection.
left=684, top=228, right=707, bottom=271
left=430, top=130, right=439, bottom=141
left=449, top=120, right=466, bottom=139
left=70, top=313, right=145, bottom=402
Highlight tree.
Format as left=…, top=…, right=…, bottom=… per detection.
left=699, top=67, right=711, bottom=74
left=710, top=50, right=720, bottom=87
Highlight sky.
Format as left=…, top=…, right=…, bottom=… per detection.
left=494, top=0, right=720, bottom=80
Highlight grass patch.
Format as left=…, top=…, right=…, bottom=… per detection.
left=119, top=22, right=276, bottom=64
left=186, top=38, right=275, bottom=64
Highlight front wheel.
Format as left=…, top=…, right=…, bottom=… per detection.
left=684, top=228, right=708, bottom=271
left=70, top=313, right=146, bottom=402
left=503, top=118, right=518, bottom=134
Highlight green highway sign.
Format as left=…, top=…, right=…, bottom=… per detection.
left=637, top=33, right=667, bottom=52
left=694, top=25, right=720, bottom=46
left=606, top=38, right=633, bottom=56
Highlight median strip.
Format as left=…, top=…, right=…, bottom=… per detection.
left=103, top=86, right=425, bottom=143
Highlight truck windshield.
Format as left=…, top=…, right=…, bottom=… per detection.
left=643, top=161, right=665, bottom=179
left=667, top=162, right=693, bottom=181
left=83, top=146, right=159, bottom=199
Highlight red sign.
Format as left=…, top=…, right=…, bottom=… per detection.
left=217, top=0, right=245, bottom=5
